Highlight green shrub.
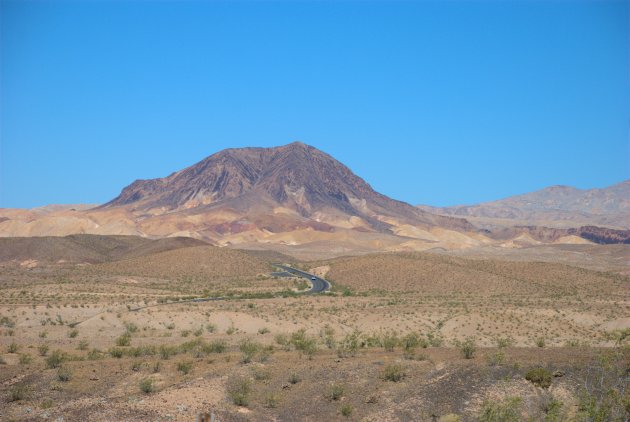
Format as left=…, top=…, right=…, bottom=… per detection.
left=402, top=332, right=420, bottom=352
left=116, top=333, right=131, bottom=347
left=57, top=366, right=72, bottom=382
left=291, top=329, right=318, bottom=359
left=87, top=348, right=103, bottom=360
left=139, top=378, right=155, bottom=394
left=46, top=350, right=66, bottom=368
left=177, top=361, right=193, bottom=375
left=479, top=397, right=522, bottom=422
left=19, top=353, right=32, bottom=365
left=239, top=338, right=260, bottom=364
left=381, top=331, right=399, bottom=352
left=337, top=330, right=362, bottom=358
left=8, top=384, right=28, bottom=402
left=542, top=398, right=564, bottom=422
left=486, top=351, right=505, bottom=367
left=496, top=337, right=514, bottom=348
left=264, top=393, right=279, bottom=408
left=326, top=383, right=344, bottom=401
left=204, top=340, right=226, bottom=354
left=110, top=348, right=124, bottom=358
left=382, top=363, right=406, bottom=382
left=226, top=375, right=251, bottom=407
left=525, top=367, right=552, bottom=389
left=340, top=403, right=353, bottom=417
left=459, top=337, right=476, bottom=359
left=535, top=337, right=546, bottom=348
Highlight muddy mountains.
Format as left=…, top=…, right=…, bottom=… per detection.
left=1, top=142, right=628, bottom=257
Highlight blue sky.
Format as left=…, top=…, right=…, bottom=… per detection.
left=1, top=0, right=628, bottom=208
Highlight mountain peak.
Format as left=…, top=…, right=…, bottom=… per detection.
left=102, top=142, right=472, bottom=233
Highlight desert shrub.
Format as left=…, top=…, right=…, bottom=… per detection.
left=479, top=396, right=522, bottom=422
left=337, top=330, right=362, bottom=358
left=193, top=327, right=203, bottom=337
left=124, top=322, right=138, bottom=333
left=226, top=375, right=252, bottom=407
left=77, top=340, right=89, bottom=351
left=159, top=345, right=176, bottom=360
left=288, top=372, right=301, bottom=384
left=7, top=342, right=19, bottom=353
left=177, top=361, right=193, bottom=375
left=0, top=355, right=6, bottom=364
left=258, top=327, right=270, bottom=335
left=203, top=340, right=227, bottom=354
left=381, top=331, right=399, bottom=352
left=19, top=353, right=32, bottom=365
left=576, top=346, right=630, bottom=421
left=382, top=363, right=406, bottom=382
left=166, top=323, right=176, bottom=330
left=252, top=367, right=271, bottom=381
left=535, top=337, right=546, bottom=348
left=46, top=350, right=66, bottom=368
left=139, top=378, right=155, bottom=394
left=402, top=332, right=420, bottom=352
left=275, top=333, right=291, bottom=351
left=116, top=333, right=131, bottom=347
left=326, top=383, right=344, bottom=401
left=239, top=338, right=260, bottom=364
left=257, top=345, right=274, bottom=363
left=340, top=403, right=353, bottom=417
left=8, top=384, right=28, bottom=402
left=439, top=415, right=461, bottom=422
left=57, top=366, right=72, bottom=382
left=87, top=348, right=103, bottom=360
left=180, top=330, right=190, bottom=337
left=459, top=337, right=477, bottom=359
left=427, top=332, right=443, bottom=347
left=110, top=348, right=124, bottom=358
left=264, top=393, right=279, bottom=408
left=541, top=398, right=564, bottom=422
left=40, top=399, right=54, bottom=409
left=206, top=323, right=216, bottom=333
left=525, top=367, right=552, bottom=389
left=496, top=336, right=514, bottom=349
left=68, top=329, right=79, bottom=338
left=291, top=329, right=318, bottom=359
left=486, top=351, right=506, bottom=367
left=131, top=361, right=143, bottom=372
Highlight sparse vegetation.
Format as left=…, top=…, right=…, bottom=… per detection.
left=226, top=375, right=252, bottom=407
left=459, top=337, right=477, bottom=359
left=525, top=367, right=553, bottom=389
left=139, top=378, right=155, bottom=394
left=382, top=363, right=406, bottom=382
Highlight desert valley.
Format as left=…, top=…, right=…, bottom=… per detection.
left=0, top=142, right=629, bottom=421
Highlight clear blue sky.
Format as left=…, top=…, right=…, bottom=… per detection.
left=1, top=0, right=628, bottom=208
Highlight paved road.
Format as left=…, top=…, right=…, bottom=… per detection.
left=272, top=264, right=331, bottom=294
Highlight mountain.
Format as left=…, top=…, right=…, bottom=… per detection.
left=101, top=142, right=471, bottom=232
left=418, top=180, right=630, bottom=230
left=0, top=142, right=487, bottom=257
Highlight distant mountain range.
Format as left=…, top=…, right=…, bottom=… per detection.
left=418, top=180, right=630, bottom=230
left=1, top=142, right=628, bottom=257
